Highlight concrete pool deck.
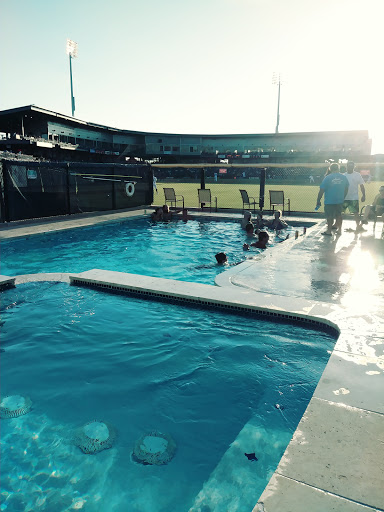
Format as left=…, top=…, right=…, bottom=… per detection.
left=1, top=209, right=383, bottom=511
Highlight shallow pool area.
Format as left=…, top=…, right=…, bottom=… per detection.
left=0, top=216, right=304, bottom=284
left=1, top=282, right=335, bottom=512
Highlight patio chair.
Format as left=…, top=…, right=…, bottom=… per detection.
left=239, top=189, right=259, bottom=213
left=163, top=188, right=184, bottom=209
left=360, top=204, right=383, bottom=236
left=269, top=190, right=291, bottom=215
left=198, top=188, right=217, bottom=212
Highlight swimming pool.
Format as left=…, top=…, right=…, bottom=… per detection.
left=1, top=282, right=335, bottom=512
left=0, top=217, right=302, bottom=284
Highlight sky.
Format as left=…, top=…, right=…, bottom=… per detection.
left=1, top=0, right=383, bottom=153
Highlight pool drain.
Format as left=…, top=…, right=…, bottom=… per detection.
left=0, top=395, right=32, bottom=419
left=73, top=420, right=117, bottom=454
left=132, top=431, right=176, bottom=465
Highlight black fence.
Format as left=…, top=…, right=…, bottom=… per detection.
left=0, top=161, right=153, bottom=223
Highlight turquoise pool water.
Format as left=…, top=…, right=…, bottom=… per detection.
left=1, top=283, right=335, bottom=512
left=0, top=217, right=298, bottom=284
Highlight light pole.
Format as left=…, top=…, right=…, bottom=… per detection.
left=272, top=72, right=282, bottom=134
left=66, top=39, right=78, bottom=117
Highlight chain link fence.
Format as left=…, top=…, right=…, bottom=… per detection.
left=1, top=160, right=383, bottom=222
left=152, top=164, right=384, bottom=214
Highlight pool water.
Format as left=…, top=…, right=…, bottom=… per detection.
left=0, top=283, right=335, bottom=512
left=0, top=217, right=298, bottom=284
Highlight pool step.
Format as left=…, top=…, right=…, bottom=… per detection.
left=0, top=275, right=16, bottom=290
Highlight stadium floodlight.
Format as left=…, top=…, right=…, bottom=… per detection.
left=66, top=39, right=78, bottom=117
left=272, top=72, right=283, bottom=134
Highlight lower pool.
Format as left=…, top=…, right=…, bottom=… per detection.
left=0, top=217, right=302, bottom=284
left=1, top=282, right=335, bottom=512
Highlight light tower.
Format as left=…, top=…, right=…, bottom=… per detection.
left=66, top=39, right=78, bottom=117
left=272, top=72, right=282, bottom=134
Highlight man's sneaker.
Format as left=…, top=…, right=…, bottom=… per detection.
left=356, top=225, right=367, bottom=232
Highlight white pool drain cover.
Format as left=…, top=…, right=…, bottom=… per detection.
left=73, top=420, right=117, bottom=454
left=0, top=395, right=32, bottom=419
left=132, top=430, right=176, bottom=465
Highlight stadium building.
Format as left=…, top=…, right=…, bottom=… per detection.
left=0, top=105, right=373, bottom=164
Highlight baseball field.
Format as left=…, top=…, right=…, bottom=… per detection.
left=154, top=180, right=384, bottom=213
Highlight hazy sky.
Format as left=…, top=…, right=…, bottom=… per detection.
left=1, top=0, right=383, bottom=153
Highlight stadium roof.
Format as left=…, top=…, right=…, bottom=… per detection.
left=0, top=105, right=370, bottom=140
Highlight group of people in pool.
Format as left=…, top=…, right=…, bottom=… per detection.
left=151, top=205, right=188, bottom=222
left=215, top=210, right=289, bottom=265
left=150, top=204, right=289, bottom=266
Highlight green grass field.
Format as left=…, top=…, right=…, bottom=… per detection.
left=155, top=181, right=384, bottom=213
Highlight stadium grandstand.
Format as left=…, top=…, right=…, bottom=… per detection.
left=0, top=105, right=375, bottom=165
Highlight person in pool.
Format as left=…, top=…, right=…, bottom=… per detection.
left=267, top=210, right=288, bottom=231
left=245, top=222, right=256, bottom=237
left=243, top=231, right=270, bottom=250
left=162, top=204, right=186, bottom=221
left=254, top=213, right=267, bottom=230
left=162, top=204, right=174, bottom=221
left=241, top=211, right=252, bottom=229
left=151, top=207, right=163, bottom=221
left=215, top=252, right=228, bottom=265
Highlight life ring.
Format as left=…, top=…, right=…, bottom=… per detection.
left=125, top=182, right=135, bottom=197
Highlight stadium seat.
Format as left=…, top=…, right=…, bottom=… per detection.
left=239, top=189, right=259, bottom=213
left=269, top=190, right=291, bottom=215
left=163, top=188, right=184, bottom=209
left=360, top=204, right=382, bottom=235
left=198, top=189, right=217, bottom=212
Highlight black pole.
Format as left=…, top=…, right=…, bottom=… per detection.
left=111, top=165, right=116, bottom=210
left=1, top=161, right=11, bottom=222
left=200, top=167, right=205, bottom=189
left=66, top=163, right=71, bottom=215
left=259, top=167, right=266, bottom=211
left=149, top=165, right=154, bottom=205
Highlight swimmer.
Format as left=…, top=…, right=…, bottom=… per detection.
left=267, top=210, right=288, bottom=231
left=162, top=204, right=185, bottom=221
left=250, top=231, right=269, bottom=249
left=241, top=211, right=252, bottom=229
left=215, top=252, right=228, bottom=265
left=162, top=204, right=173, bottom=221
left=151, top=207, right=163, bottom=221
left=245, top=222, right=255, bottom=237
left=254, top=213, right=267, bottom=230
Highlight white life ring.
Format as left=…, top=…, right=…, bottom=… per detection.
left=125, top=182, right=135, bottom=197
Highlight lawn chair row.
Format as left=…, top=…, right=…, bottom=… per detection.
left=163, top=187, right=291, bottom=214
left=163, top=187, right=218, bottom=212
left=240, top=189, right=290, bottom=214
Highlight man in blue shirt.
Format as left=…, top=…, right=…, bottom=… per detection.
left=316, top=163, right=349, bottom=235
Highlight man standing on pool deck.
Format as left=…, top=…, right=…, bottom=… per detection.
left=342, top=161, right=366, bottom=232
left=316, top=162, right=349, bottom=236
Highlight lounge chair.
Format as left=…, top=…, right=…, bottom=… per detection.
left=163, top=188, right=184, bottom=209
left=269, top=190, right=291, bottom=215
left=239, top=189, right=259, bottom=213
left=198, top=189, right=217, bottom=212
